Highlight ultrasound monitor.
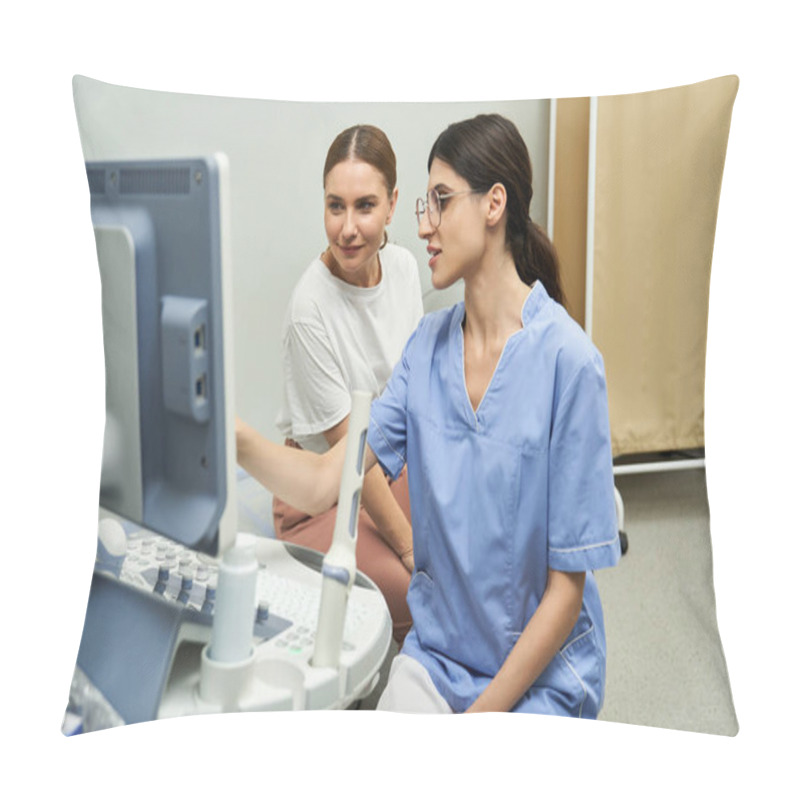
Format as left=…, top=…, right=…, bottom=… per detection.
left=69, top=156, right=390, bottom=730
left=89, top=155, right=237, bottom=556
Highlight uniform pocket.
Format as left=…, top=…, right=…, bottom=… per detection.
left=557, top=609, right=603, bottom=718
left=407, top=570, right=441, bottom=651
left=517, top=608, right=604, bottom=718
left=407, top=568, right=473, bottom=666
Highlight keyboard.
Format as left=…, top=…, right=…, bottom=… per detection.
left=115, top=526, right=392, bottom=712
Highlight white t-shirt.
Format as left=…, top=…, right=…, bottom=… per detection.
left=276, top=243, right=424, bottom=454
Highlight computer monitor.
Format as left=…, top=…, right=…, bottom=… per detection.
left=88, top=155, right=236, bottom=556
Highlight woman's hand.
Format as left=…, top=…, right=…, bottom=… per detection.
left=400, top=547, right=415, bottom=574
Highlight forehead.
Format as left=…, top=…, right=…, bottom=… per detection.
left=325, top=158, right=388, bottom=195
left=427, top=157, right=468, bottom=191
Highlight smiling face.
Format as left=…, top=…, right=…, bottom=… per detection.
left=323, top=159, right=398, bottom=287
left=418, top=158, right=488, bottom=290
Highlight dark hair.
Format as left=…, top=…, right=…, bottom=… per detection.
left=427, top=114, right=564, bottom=304
left=323, top=124, right=397, bottom=194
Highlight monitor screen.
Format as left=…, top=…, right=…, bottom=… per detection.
left=88, top=155, right=236, bottom=556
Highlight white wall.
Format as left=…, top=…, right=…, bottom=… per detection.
left=73, top=76, right=550, bottom=437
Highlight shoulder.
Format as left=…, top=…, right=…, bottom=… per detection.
left=382, top=242, right=417, bottom=270
left=382, top=243, right=421, bottom=284
left=550, top=301, right=601, bottom=366
left=523, top=285, right=605, bottom=390
left=284, top=258, right=337, bottom=326
left=418, top=303, right=458, bottom=335
left=403, top=304, right=459, bottom=357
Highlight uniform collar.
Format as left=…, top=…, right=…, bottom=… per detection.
left=521, top=281, right=549, bottom=327
left=452, top=280, right=549, bottom=335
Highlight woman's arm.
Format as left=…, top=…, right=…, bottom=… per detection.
left=464, top=569, right=585, bottom=713
left=236, top=416, right=377, bottom=517
left=324, top=416, right=414, bottom=573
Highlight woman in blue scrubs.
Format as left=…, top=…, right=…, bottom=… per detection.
left=237, top=113, right=621, bottom=717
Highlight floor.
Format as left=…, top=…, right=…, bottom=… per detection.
left=597, top=469, right=738, bottom=735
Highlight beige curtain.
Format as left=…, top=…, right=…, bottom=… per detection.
left=553, top=97, right=590, bottom=329
left=554, top=77, right=738, bottom=457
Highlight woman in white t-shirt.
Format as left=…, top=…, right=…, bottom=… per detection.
left=274, top=125, right=423, bottom=644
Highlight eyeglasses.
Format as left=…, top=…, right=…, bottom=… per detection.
left=415, top=188, right=482, bottom=229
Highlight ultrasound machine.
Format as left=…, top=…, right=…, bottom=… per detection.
left=64, top=155, right=391, bottom=732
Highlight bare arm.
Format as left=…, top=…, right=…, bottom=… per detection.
left=324, top=417, right=414, bottom=573
left=235, top=416, right=377, bottom=517
left=465, top=569, right=586, bottom=713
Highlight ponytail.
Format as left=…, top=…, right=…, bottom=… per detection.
left=510, top=217, right=564, bottom=305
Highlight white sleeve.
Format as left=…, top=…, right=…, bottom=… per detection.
left=281, top=320, right=351, bottom=438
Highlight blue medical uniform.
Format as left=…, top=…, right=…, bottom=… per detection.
left=367, top=282, right=621, bottom=717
